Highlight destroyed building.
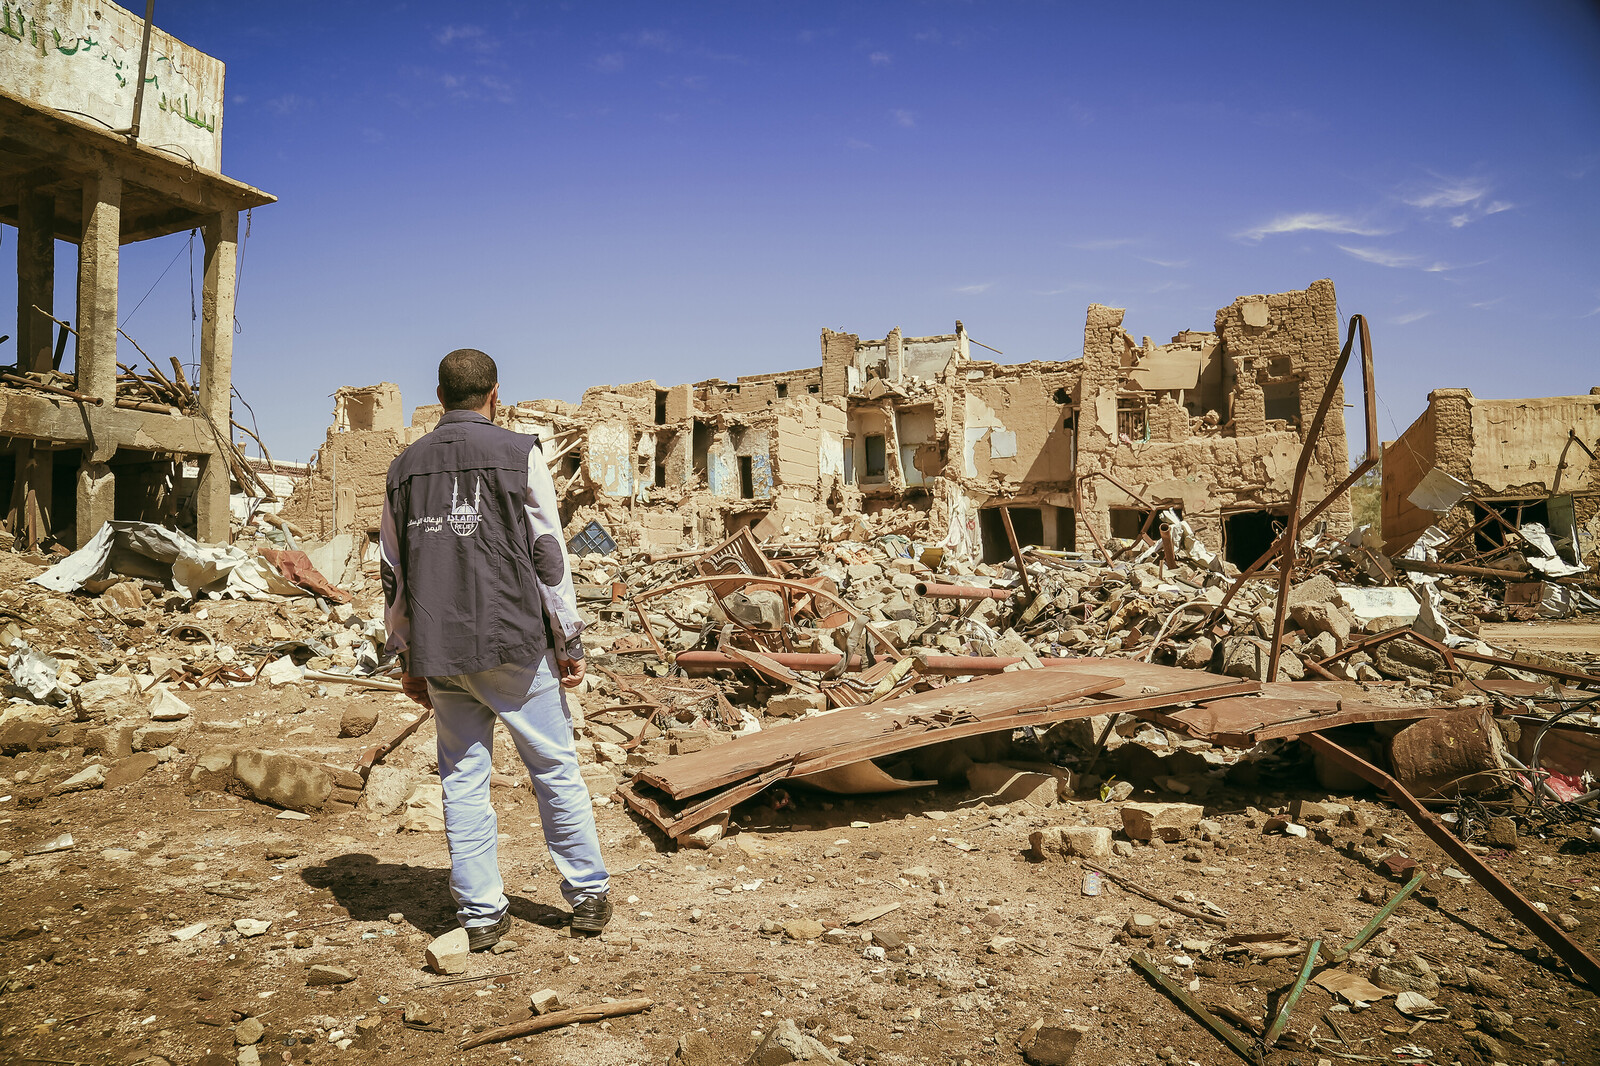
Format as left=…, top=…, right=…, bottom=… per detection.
left=289, top=279, right=1353, bottom=566
left=1383, top=386, right=1600, bottom=565
left=0, top=0, right=274, bottom=551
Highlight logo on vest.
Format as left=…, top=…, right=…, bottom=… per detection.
left=448, top=476, right=484, bottom=537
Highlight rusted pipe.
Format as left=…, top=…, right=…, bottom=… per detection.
left=914, top=582, right=1015, bottom=601
left=675, top=650, right=1043, bottom=676
left=1392, top=558, right=1543, bottom=582
left=1267, top=314, right=1373, bottom=681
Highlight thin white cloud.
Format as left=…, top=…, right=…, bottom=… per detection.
left=1338, top=245, right=1421, bottom=269
left=1239, top=213, right=1389, bottom=241
left=846, top=138, right=873, bottom=151
left=593, top=52, right=626, bottom=73
left=955, top=282, right=994, bottom=295
left=1140, top=257, right=1189, bottom=268
left=889, top=108, right=916, bottom=128
left=869, top=51, right=892, bottom=66
left=1392, top=310, right=1433, bottom=325
left=1406, top=175, right=1514, bottom=227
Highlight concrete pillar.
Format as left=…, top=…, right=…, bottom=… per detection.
left=16, top=188, right=55, bottom=374
left=195, top=210, right=238, bottom=543
left=76, top=459, right=115, bottom=548
left=75, top=172, right=121, bottom=400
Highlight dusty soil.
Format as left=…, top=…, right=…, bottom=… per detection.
left=3, top=550, right=1600, bottom=1066
left=4, top=671, right=1600, bottom=1066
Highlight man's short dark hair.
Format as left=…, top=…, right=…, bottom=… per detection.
left=439, top=349, right=498, bottom=410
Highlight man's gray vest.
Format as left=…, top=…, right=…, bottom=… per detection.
left=385, top=410, right=550, bottom=676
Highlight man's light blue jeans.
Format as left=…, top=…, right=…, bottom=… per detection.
left=426, top=654, right=609, bottom=929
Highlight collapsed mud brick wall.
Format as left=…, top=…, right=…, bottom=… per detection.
left=1383, top=387, right=1600, bottom=563
left=293, top=280, right=1358, bottom=566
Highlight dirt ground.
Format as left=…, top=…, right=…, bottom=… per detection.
left=4, top=587, right=1600, bottom=1066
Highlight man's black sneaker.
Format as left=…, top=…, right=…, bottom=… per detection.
left=466, top=913, right=511, bottom=952
left=570, top=892, right=612, bottom=935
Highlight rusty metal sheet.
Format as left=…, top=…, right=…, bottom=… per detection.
left=1154, top=695, right=1454, bottom=746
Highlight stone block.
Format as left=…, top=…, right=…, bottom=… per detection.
left=1120, top=801, right=1204, bottom=842
left=232, top=749, right=334, bottom=812
left=132, top=721, right=189, bottom=752
left=188, top=748, right=237, bottom=791
left=425, top=928, right=470, bottom=974
left=1289, top=600, right=1352, bottom=644
left=1029, top=825, right=1112, bottom=860
left=1285, top=574, right=1339, bottom=608
left=85, top=721, right=138, bottom=759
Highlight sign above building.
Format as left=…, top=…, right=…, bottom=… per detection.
left=0, top=0, right=225, bottom=172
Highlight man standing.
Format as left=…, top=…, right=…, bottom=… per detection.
left=380, top=348, right=610, bottom=951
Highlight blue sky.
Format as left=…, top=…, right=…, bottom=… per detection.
left=14, top=1, right=1600, bottom=463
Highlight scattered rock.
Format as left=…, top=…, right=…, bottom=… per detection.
left=50, top=762, right=105, bottom=795
left=1371, top=953, right=1439, bottom=995
left=1119, top=801, right=1204, bottom=843
left=1125, top=914, right=1158, bottom=937
left=425, top=928, right=470, bottom=974
left=339, top=708, right=379, bottom=738
left=745, top=1017, right=842, bottom=1064
left=783, top=919, right=825, bottom=941
left=362, top=765, right=415, bottom=816
left=1029, top=825, right=1112, bottom=860
left=766, top=692, right=827, bottom=718
left=147, top=687, right=194, bottom=721
left=1022, top=1023, right=1086, bottom=1066
left=233, top=918, right=272, bottom=938
left=530, top=988, right=563, bottom=1014
left=234, top=1017, right=264, bottom=1046
left=232, top=750, right=334, bottom=812
left=306, top=965, right=355, bottom=986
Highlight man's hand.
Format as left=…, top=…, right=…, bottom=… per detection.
left=556, top=657, right=586, bottom=689
left=400, top=673, right=433, bottom=709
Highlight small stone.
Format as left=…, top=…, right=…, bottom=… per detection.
left=489, top=938, right=520, bottom=954
left=51, top=763, right=106, bottom=795
left=530, top=988, right=563, bottom=1014
left=306, top=965, right=355, bottom=986
left=425, top=927, right=470, bottom=974
left=170, top=921, right=208, bottom=942
left=1102, top=780, right=1134, bottom=803
left=1556, top=911, right=1581, bottom=931
left=403, top=1004, right=437, bottom=1027
left=388, top=912, right=404, bottom=923
left=784, top=919, right=825, bottom=941
left=1290, top=799, right=1333, bottom=822
left=234, top=1017, right=265, bottom=1045
left=233, top=918, right=272, bottom=938
left=1125, top=913, right=1158, bottom=937
left=1111, top=840, right=1135, bottom=858
left=148, top=688, right=194, bottom=721
left=237, top=1045, right=261, bottom=1066
left=339, top=708, right=379, bottom=738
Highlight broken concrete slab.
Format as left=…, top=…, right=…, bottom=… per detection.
left=1119, top=801, right=1204, bottom=842
left=231, top=749, right=334, bottom=812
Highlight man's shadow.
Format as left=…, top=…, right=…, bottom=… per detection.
left=300, top=853, right=568, bottom=935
